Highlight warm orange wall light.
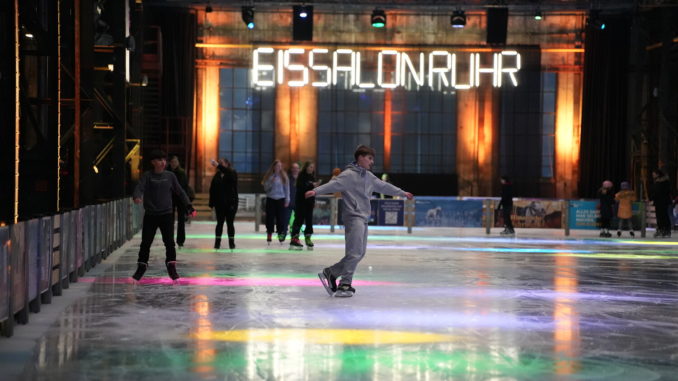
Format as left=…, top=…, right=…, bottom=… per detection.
left=555, top=72, right=582, bottom=198
left=383, top=90, right=392, bottom=171
left=196, top=66, right=220, bottom=190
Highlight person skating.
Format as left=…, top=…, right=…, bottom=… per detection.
left=497, top=176, right=515, bottom=236
left=615, top=181, right=636, bottom=237
left=132, top=150, right=195, bottom=281
left=262, top=160, right=290, bottom=244
left=168, top=155, right=193, bottom=247
left=289, top=161, right=322, bottom=250
left=307, top=145, right=413, bottom=296
left=650, top=169, right=672, bottom=238
left=598, top=180, right=615, bottom=237
left=209, top=158, right=238, bottom=250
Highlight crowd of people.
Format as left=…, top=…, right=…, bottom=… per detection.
left=130, top=147, right=674, bottom=295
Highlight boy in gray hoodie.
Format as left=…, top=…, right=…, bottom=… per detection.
left=306, top=145, right=413, bottom=296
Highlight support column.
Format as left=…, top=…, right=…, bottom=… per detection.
left=555, top=72, right=582, bottom=199
left=456, top=85, right=497, bottom=196
left=194, top=66, right=220, bottom=192
left=275, top=85, right=317, bottom=167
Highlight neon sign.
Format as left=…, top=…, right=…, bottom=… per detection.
left=251, top=47, right=521, bottom=90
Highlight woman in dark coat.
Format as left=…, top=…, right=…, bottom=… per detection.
left=209, top=158, right=239, bottom=249
left=651, top=169, right=672, bottom=238
left=289, top=161, right=321, bottom=250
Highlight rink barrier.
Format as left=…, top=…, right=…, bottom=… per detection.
left=0, top=198, right=143, bottom=338
left=252, top=195, right=651, bottom=236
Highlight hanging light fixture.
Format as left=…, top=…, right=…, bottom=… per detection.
left=371, top=9, right=386, bottom=28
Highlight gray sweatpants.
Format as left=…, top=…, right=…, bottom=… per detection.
left=328, top=217, right=368, bottom=285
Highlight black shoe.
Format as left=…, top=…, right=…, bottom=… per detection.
left=322, top=268, right=337, bottom=292
left=214, top=238, right=221, bottom=249
left=337, top=283, right=355, bottom=294
left=166, top=261, right=180, bottom=280
left=228, top=237, right=236, bottom=250
left=132, top=262, right=147, bottom=281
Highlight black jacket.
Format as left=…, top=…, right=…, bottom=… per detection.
left=295, top=172, right=317, bottom=205
left=497, top=182, right=513, bottom=210
left=651, top=175, right=672, bottom=206
left=209, top=165, right=239, bottom=210
left=598, top=188, right=615, bottom=218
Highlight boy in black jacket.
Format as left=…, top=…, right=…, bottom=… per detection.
left=132, top=150, right=194, bottom=281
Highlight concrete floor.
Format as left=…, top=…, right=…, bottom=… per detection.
left=2, top=221, right=678, bottom=380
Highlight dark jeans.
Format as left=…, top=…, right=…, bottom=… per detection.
left=215, top=206, right=237, bottom=238
left=503, top=206, right=514, bottom=230
left=265, top=197, right=287, bottom=235
left=655, top=203, right=670, bottom=232
left=291, top=202, right=315, bottom=237
left=174, top=204, right=186, bottom=245
left=138, top=213, right=176, bottom=264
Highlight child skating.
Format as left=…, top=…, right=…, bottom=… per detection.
left=306, top=145, right=413, bottom=297
left=132, top=150, right=195, bottom=282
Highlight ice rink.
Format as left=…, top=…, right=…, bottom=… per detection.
left=2, top=221, right=678, bottom=380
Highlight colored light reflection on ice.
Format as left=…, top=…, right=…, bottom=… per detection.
left=193, top=328, right=454, bottom=345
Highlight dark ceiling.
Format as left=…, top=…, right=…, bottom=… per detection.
left=142, top=0, right=663, bottom=13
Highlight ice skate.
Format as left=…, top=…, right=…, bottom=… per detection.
left=166, top=261, right=180, bottom=281
left=228, top=237, right=236, bottom=250
left=318, top=268, right=337, bottom=296
left=629, top=231, right=635, bottom=238
left=131, top=262, right=147, bottom=282
left=289, top=236, right=303, bottom=250
left=266, top=232, right=272, bottom=245
left=335, top=284, right=355, bottom=298
left=278, top=232, right=286, bottom=245
left=214, top=238, right=221, bottom=249
left=305, top=235, right=314, bottom=250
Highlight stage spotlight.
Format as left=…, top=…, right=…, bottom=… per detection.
left=242, top=6, right=255, bottom=29
left=588, top=10, right=606, bottom=30
left=451, top=10, right=466, bottom=28
left=371, top=9, right=386, bottom=28
left=534, top=10, right=543, bottom=20
left=293, top=5, right=313, bottom=41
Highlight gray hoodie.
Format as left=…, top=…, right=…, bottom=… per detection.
left=313, top=163, right=406, bottom=222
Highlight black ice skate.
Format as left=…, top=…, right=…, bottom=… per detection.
left=289, top=236, right=303, bottom=250
left=335, top=284, right=356, bottom=298
left=132, top=262, right=147, bottom=281
left=166, top=261, right=180, bottom=281
left=318, top=267, right=337, bottom=296
left=500, top=228, right=515, bottom=236
left=228, top=237, right=236, bottom=250
left=305, top=235, right=314, bottom=250
left=266, top=233, right=272, bottom=245
left=278, top=232, right=286, bottom=245
left=214, top=238, right=221, bottom=249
